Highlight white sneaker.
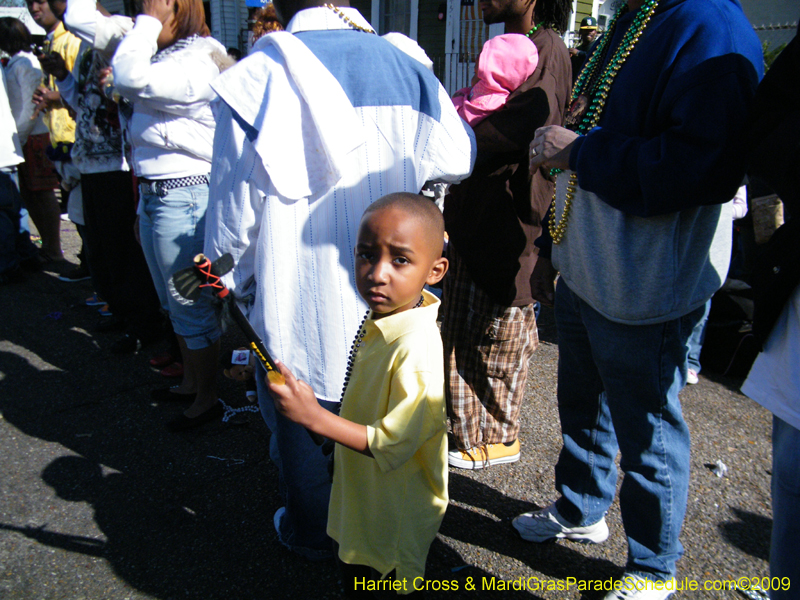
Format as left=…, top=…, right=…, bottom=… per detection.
left=603, top=574, right=676, bottom=600
left=512, top=502, right=609, bottom=543
left=686, top=369, right=699, bottom=385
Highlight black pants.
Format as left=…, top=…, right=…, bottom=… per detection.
left=81, top=171, right=162, bottom=339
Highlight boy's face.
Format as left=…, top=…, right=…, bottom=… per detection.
left=355, top=207, right=447, bottom=320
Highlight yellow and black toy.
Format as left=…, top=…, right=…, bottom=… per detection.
left=171, top=253, right=324, bottom=445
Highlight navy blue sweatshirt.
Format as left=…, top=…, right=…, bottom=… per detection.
left=569, top=0, right=763, bottom=218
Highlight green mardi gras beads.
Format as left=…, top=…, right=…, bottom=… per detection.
left=548, top=0, right=659, bottom=242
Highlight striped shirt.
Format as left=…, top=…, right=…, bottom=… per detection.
left=205, top=7, right=475, bottom=402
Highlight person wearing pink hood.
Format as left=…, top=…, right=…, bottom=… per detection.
left=442, top=0, right=572, bottom=472
left=452, top=33, right=539, bottom=126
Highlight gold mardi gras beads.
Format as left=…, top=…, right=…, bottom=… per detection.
left=324, top=4, right=376, bottom=34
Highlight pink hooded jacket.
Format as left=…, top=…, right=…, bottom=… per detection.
left=453, top=33, right=539, bottom=126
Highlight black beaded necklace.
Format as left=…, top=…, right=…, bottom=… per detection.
left=338, top=295, right=425, bottom=403
left=323, top=295, right=425, bottom=462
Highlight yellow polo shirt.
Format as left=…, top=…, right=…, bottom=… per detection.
left=328, top=290, right=448, bottom=590
left=43, top=22, right=81, bottom=145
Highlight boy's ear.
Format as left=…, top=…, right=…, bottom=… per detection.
left=426, top=257, right=448, bottom=286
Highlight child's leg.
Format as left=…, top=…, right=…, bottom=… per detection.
left=256, top=364, right=334, bottom=556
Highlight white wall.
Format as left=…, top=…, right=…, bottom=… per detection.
left=0, top=7, right=45, bottom=35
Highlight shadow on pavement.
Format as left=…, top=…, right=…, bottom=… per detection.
left=718, top=507, right=771, bottom=561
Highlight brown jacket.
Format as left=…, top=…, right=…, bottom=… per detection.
left=444, top=28, right=571, bottom=306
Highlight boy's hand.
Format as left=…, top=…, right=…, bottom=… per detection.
left=267, top=361, right=322, bottom=429
left=269, top=362, right=371, bottom=456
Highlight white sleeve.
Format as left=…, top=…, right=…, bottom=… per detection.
left=9, top=57, right=43, bottom=144
left=55, top=72, right=79, bottom=114
left=65, top=0, right=133, bottom=58
left=424, top=84, right=476, bottom=184
left=112, top=16, right=217, bottom=112
left=204, top=101, right=268, bottom=301
left=63, top=0, right=98, bottom=45
left=94, top=15, right=133, bottom=58
left=1, top=70, right=24, bottom=164
left=731, top=184, right=748, bottom=221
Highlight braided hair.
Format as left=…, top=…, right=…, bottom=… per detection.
left=533, top=0, right=572, bottom=34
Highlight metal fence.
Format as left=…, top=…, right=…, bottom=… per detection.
left=753, top=22, right=797, bottom=65
left=432, top=52, right=479, bottom=95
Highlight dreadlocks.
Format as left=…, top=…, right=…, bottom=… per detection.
left=533, top=0, right=572, bottom=34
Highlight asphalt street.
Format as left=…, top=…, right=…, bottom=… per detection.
left=0, top=221, right=773, bottom=599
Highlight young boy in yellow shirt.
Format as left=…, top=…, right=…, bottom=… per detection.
left=269, top=192, right=449, bottom=596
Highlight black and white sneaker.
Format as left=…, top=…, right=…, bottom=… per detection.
left=58, top=263, right=91, bottom=282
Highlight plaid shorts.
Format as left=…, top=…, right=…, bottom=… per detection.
left=441, top=245, right=538, bottom=450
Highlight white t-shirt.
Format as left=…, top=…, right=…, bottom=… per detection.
left=741, top=285, right=800, bottom=431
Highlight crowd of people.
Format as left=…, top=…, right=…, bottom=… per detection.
left=1, top=0, right=797, bottom=598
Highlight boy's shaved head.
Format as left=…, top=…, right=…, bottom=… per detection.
left=363, top=193, right=445, bottom=259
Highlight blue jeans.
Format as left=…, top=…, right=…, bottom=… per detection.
left=553, top=280, right=703, bottom=581
left=138, top=183, right=220, bottom=350
left=256, top=363, right=336, bottom=555
left=770, top=416, right=800, bottom=600
left=686, top=299, right=710, bottom=373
